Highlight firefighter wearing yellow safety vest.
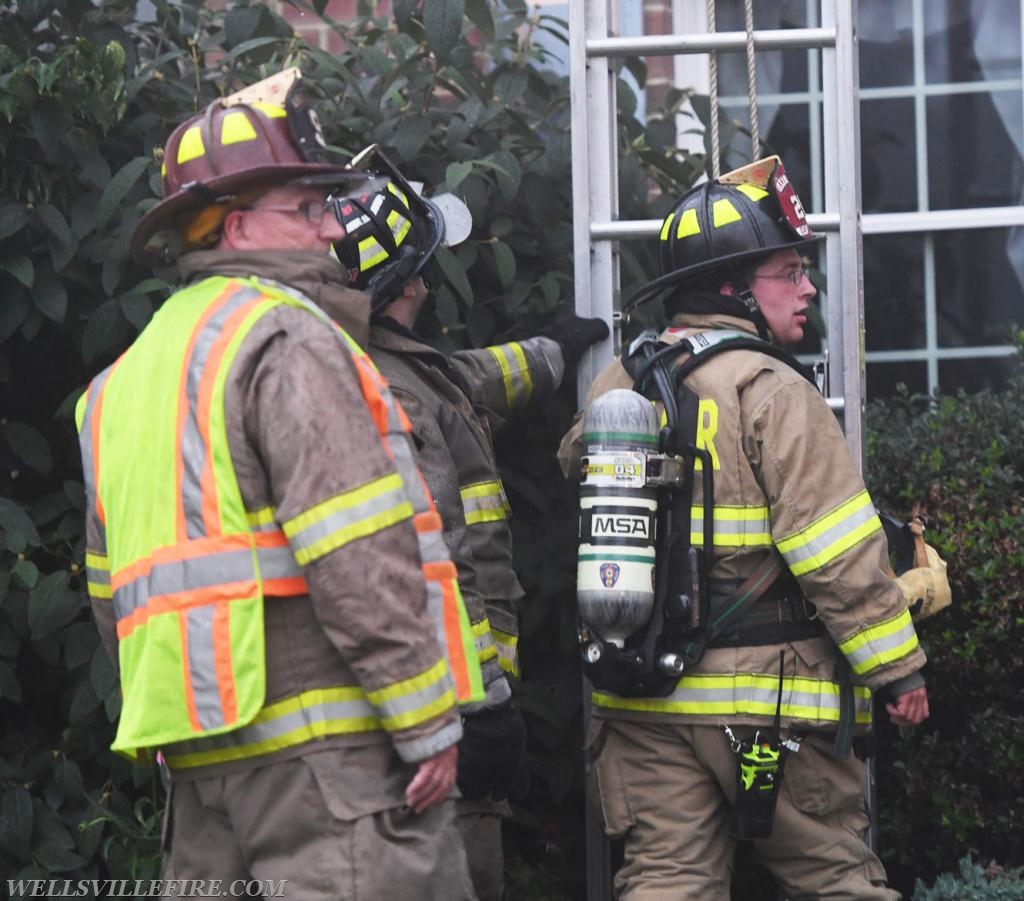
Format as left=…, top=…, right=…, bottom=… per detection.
left=333, top=157, right=607, bottom=901
left=560, top=157, right=946, bottom=900
left=76, top=72, right=482, bottom=899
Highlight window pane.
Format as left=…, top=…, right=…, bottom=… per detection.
left=861, top=98, right=919, bottom=213
left=867, top=362, right=928, bottom=400
left=859, top=16, right=914, bottom=89
left=939, top=357, right=1017, bottom=393
left=934, top=229, right=1024, bottom=347
left=925, top=0, right=1022, bottom=85
left=927, top=92, right=1024, bottom=209
left=864, top=234, right=925, bottom=350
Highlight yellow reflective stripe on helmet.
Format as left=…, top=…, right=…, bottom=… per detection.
left=359, top=235, right=388, bottom=270
left=675, top=207, right=700, bottom=238
left=777, top=490, right=881, bottom=576
left=690, top=504, right=773, bottom=547
left=712, top=198, right=742, bottom=228
left=177, top=126, right=205, bottom=164
left=838, top=608, right=920, bottom=677
left=461, top=480, right=511, bottom=525
left=487, top=342, right=534, bottom=407
left=160, top=685, right=385, bottom=769
left=387, top=208, right=412, bottom=245
left=282, top=472, right=415, bottom=566
left=737, top=183, right=769, bottom=202
left=492, top=629, right=520, bottom=677
left=593, top=673, right=873, bottom=724
left=250, top=101, right=287, bottom=119
left=86, top=551, right=112, bottom=599
left=365, top=659, right=456, bottom=731
left=220, top=111, right=259, bottom=146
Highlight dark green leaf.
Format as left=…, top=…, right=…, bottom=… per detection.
left=424, top=0, right=464, bottom=63
left=0, top=662, right=21, bottom=703
left=225, top=6, right=261, bottom=47
left=434, top=246, right=473, bottom=306
left=32, top=839, right=86, bottom=873
left=491, top=240, right=516, bottom=290
left=0, top=204, right=29, bottom=242
left=29, top=100, right=64, bottom=163
left=119, top=293, right=154, bottom=332
left=95, top=157, right=151, bottom=231
left=218, top=37, right=285, bottom=66
left=0, top=289, right=30, bottom=342
left=445, top=160, right=473, bottom=190
left=12, top=559, right=39, bottom=589
left=2, top=255, right=33, bottom=288
left=392, top=115, right=432, bottom=161
left=35, top=204, right=77, bottom=270
left=29, top=573, right=82, bottom=639
left=32, top=268, right=68, bottom=322
left=81, top=299, right=126, bottom=364
left=90, top=642, right=117, bottom=698
left=68, top=671, right=102, bottom=722
left=53, top=759, right=85, bottom=800
left=64, top=480, right=86, bottom=512
left=393, top=0, right=417, bottom=30
left=64, top=622, right=99, bottom=670
left=465, top=0, right=495, bottom=42
left=0, top=497, right=41, bottom=547
left=1, top=422, right=52, bottom=476
left=0, top=786, right=33, bottom=860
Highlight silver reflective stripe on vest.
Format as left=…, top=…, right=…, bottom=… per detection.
left=180, top=287, right=265, bottom=540
left=186, top=605, right=225, bottom=730
left=161, top=688, right=382, bottom=769
left=113, top=546, right=258, bottom=621
left=79, top=365, right=115, bottom=561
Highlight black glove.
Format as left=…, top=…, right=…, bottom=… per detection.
left=541, top=314, right=610, bottom=366
left=456, top=700, right=527, bottom=801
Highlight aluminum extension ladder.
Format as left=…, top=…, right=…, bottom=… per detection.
left=567, top=3, right=868, bottom=898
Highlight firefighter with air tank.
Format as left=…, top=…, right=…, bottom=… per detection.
left=560, top=157, right=951, bottom=900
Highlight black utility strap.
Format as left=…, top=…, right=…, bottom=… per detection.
left=707, top=554, right=786, bottom=642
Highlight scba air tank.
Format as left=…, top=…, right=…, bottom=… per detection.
left=577, top=389, right=659, bottom=647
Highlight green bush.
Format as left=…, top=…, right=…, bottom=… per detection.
left=912, top=856, right=1024, bottom=901
left=865, top=336, right=1024, bottom=896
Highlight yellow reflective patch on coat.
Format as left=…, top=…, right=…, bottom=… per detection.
left=694, top=398, right=720, bottom=471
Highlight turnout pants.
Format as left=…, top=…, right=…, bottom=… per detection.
left=587, top=718, right=899, bottom=901
left=161, top=745, right=476, bottom=900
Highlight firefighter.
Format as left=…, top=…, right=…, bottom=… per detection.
left=77, top=78, right=483, bottom=899
left=333, top=173, right=608, bottom=900
left=559, top=158, right=932, bottom=900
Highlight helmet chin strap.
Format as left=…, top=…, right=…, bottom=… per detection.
left=736, top=285, right=772, bottom=342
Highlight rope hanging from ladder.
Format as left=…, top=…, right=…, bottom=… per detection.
left=706, top=0, right=761, bottom=178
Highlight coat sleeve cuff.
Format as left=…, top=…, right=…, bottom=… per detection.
left=391, top=720, right=463, bottom=764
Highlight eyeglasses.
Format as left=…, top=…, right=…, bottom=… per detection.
left=241, top=197, right=333, bottom=226
left=751, top=265, right=811, bottom=287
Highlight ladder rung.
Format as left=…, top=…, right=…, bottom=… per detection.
left=590, top=213, right=840, bottom=241
left=586, top=27, right=836, bottom=59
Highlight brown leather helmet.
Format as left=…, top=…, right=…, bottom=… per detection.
left=131, top=96, right=374, bottom=262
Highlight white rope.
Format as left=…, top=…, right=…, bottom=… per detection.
left=707, top=0, right=720, bottom=177
left=743, top=0, right=760, bottom=160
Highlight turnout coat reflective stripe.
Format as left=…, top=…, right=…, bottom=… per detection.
left=560, top=312, right=925, bottom=734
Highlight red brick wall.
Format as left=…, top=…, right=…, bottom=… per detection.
left=642, top=0, right=674, bottom=112
left=273, top=0, right=391, bottom=53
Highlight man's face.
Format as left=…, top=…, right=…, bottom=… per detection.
left=745, top=248, right=817, bottom=348
left=221, top=185, right=347, bottom=253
